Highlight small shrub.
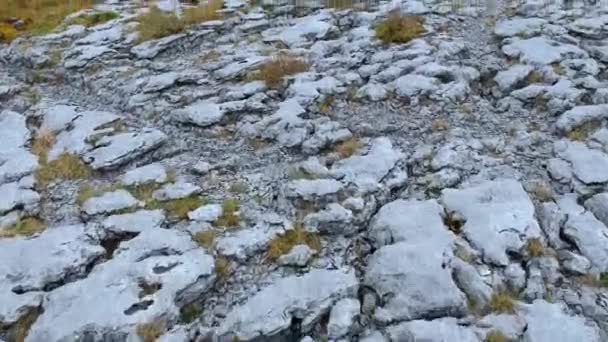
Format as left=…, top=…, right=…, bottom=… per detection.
left=552, top=63, right=565, bottom=76
left=266, top=226, right=321, bottom=262
left=136, top=6, right=185, bottom=42
left=334, top=137, right=360, bottom=159
left=375, top=12, right=426, bottom=44
left=147, top=195, right=205, bottom=219
left=525, top=238, right=544, bottom=258
left=0, top=217, right=45, bottom=238
left=256, top=55, right=309, bottom=89
left=485, top=330, right=508, bottom=342
left=180, top=303, right=201, bottom=323
left=215, top=199, right=240, bottom=228
left=69, top=11, right=119, bottom=27
left=489, top=292, right=516, bottom=314
left=136, top=320, right=165, bottom=342
left=36, top=153, right=92, bottom=187
left=193, top=230, right=216, bottom=249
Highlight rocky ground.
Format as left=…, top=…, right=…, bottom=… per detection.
left=2, top=0, right=608, bottom=341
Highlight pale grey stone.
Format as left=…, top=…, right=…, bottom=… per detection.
left=152, top=182, right=201, bottom=201
left=85, top=129, right=167, bottom=170
left=441, top=179, right=542, bottom=266
left=102, top=210, right=165, bottom=234
left=219, top=268, right=358, bottom=340
left=327, top=298, right=360, bottom=339
left=476, top=314, right=526, bottom=340
left=40, top=104, right=78, bottom=132
left=452, top=259, right=492, bottom=309
left=546, top=158, right=573, bottom=183
left=502, top=37, right=587, bottom=65
left=120, top=163, right=167, bottom=186
left=387, top=318, right=479, bottom=342
left=277, top=244, right=315, bottom=267
left=303, top=203, right=353, bottom=235
left=494, top=64, right=533, bottom=92
left=494, top=18, right=546, bottom=37
left=559, top=250, right=592, bottom=275
left=174, top=101, right=224, bottom=127
left=584, top=193, right=608, bottom=227
left=131, top=33, right=186, bottom=59
left=556, top=105, right=608, bottom=133
left=278, top=13, right=332, bottom=48
left=188, top=204, right=222, bottom=222
left=82, top=189, right=139, bottom=216
left=391, top=74, right=438, bottom=97
left=563, top=209, right=608, bottom=272
left=0, top=181, right=40, bottom=215
left=554, top=140, right=608, bottom=184
left=521, top=300, right=601, bottom=342
left=285, top=179, right=343, bottom=201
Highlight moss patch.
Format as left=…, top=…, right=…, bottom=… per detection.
left=266, top=226, right=321, bottom=262
left=147, top=195, right=205, bottom=220
left=375, top=12, right=426, bottom=44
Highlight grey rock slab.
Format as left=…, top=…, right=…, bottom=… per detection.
left=301, top=120, right=351, bottom=155
left=84, top=129, right=167, bottom=170
left=188, top=203, right=222, bottom=222
left=387, top=318, right=480, bottom=342
left=120, top=163, right=167, bottom=186
left=476, top=314, right=525, bottom=340
left=144, top=72, right=180, bottom=93
left=277, top=244, right=315, bottom=267
left=0, top=181, right=40, bottom=215
left=331, top=137, right=402, bottom=193
left=219, top=268, right=357, bottom=340
left=214, top=55, right=267, bottom=80
left=303, top=203, right=353, bottom=235
left=152, top=182, right=201, bottom=201
left=64, top=45, right=113, bottom=68
left=327, top=298, right=360, bottom=339
left=585, top=193, right=608, bottom=227
left=556, top=105, right=608, bottom=133
left=391, top=74, right=439, bottom=97
left=174, top=101, right=224, bottom=127
left=521, top=300, right=601, bottom=342
left=0, top=110, right=30, bottom=151
left=0, top=150, right=38, bottom=186
left=494, top=17, right=546, bottom=37
left=40, top=104, right=79, bottom=132
left=369, top=199, right=448, bottom=248
left=256, top=98, right=310, bottom=148
left=452, top=259, right=493, bottom=309
left=494, top=64, right=533, bottom=92
left=26, top=228, right=215, bottom=342
left=502, top=37, right=587, bottom=65
left=82, top=189, right=139, bottom=216
left=216, top=224, right=282, bottom=260
left=569, top=15, right=608, bottom=38
left=441, top=179, right=542, bottom=266
left=0, top=224, right=104, bottom=325
left=48, top=110, right=120, bottom=161
left=554, top=140, right=608, bottom=184
left=278, top=13, right=332, bottom=48
left=131, top=33, right=186, bottom=59
left=101, top=209, right=165, bottom=234
left=563, top=209, right=608, bottom=271
left=285, top=179, right=344, bottom=201
left=364, top=240, right=466, bottom=324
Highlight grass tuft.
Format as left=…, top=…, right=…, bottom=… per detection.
left=375, top=12, right=426, bottom=44
left=69, top=11, right=119, bottom=27
left=147, top=195, right=205, bottom=220
left=0, top=217, right=45, bottom=238
left=215, top=256, right=231, bottom=283
left=266, top=226, right=321, bottom=262
left=525, top=238, right=545, bottom=258
left=567, top=120, right=601, bottom=141
left=256, top=55, right=309, bottom=89
left=214, top=199, right=240, bottom=228
left=193, top=230, right=216, bottom=249
left=485, top=330, right=508, bottom=342
left=136, top=320, right=165, bottom=342
left=489, top=292, right=516, bottom=314
left=334, top=137, right=360, bottom=159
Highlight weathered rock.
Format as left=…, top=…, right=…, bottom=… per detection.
left=391, top=74, right=438, bottom=97
left=441, top=179, right=542, bottom=266
left=152, top=182, right=201, bottom=201
left=521, top=300, right=601, bottom=342
left=584, top=193, right=608, bottom=227
left=174, top=101, right=224, bottom=127
left=563, top=208, right=608, bottom=272
left=216, top=224, right=282, bottom=260
left=27, top=229, right=215, bottom=341
left=188, top=204, right=222, bottom=222
left=556, top=105, right=608, bottom=134
left=120, top=163, right=167, bottom=186
left=277, top=244, right=315, bottom=267
left=82, top=189, right=139, bottom=216
left=84, top=129, right=167, bottom=170
left=0, top=181, right=40, bottom=215
left=387, top=318, right=479, bottom=342
left=102, top=210, right=165, bottom=234
left=0, top=224, right=104, bottom=326
left=303, top=203, right=353, bottom=235
left=554, top=140, right=608, bottom=184
left=327, top=298, right=360, bottom=339
left=219, top=268, right=358, bottom=340
left=494, top=17, right=546, bottom=38
left=494, top=64, right=533, bottom=92
left=284, top=179, right=343, bottom=201
left=502, top=37, right=587, bottom=65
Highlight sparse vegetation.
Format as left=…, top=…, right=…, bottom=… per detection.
left=489, top=292, right=516, bottom=314
left=36, top=153, right=91, bottom=187
left=229, top=181, right=249, bottom=194
left=601, top=273, right=608, bottom=287
left=0, top=217, right=45, bottom=238
left=334, top=137, right=360, bottom=159
left=193, top=230, right=216, bottom=249
left=180, top=303, right=201, bottom=323
left=318, top=95, right=334, bottom=115
left=0, top=0, right=93, bottom=42
left=375, top=12, right=426, bottom=44
left=485, top=330, right=508, bottom=342
left=266, top=226, right=321, bottom=262
left=288, top=167, right=319, bottom=180
left=526, top=71, right=544, bottom=84
left=129, top=182, right=161, bottom=203
left=531, top=181, right=554, bottom=202
left=255, top=55, right=310, bottom=89
left=567, top=121, right=601, bottom=141
left=77, top=184, right=123, bottom=205
left=214, top=199, right=240, bottom=228
left=147, top=195, right=205, bottom=219
left=69, top=11, right=119, bottom=27
left=431, top=118, right=450, bottom=132
left=136, top=2, right=223, bottom=43
left=136, top=320, right=165, bottom=342
left=525, top=238, right=545, bottom=258
left=552, top=63, right=565, bottom=76
left=8, top=306, right=42, bottom=342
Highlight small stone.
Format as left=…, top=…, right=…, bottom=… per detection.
left=188, top=204, right=223, bottom=222
left=82, top=190, right=139, bottom=216
left=120, top=163, right=167, bottom=186
left=152, top=182, right=201, bottom=201
left=327, top=298, right=361, bottom=339
left=277, top=244, right=315, bottom=267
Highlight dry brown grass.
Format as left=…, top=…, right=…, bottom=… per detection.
left=147, top=195, right=205, bottom=220
left=375, top=12, right=426, bottom=44
left=0, top=0, right=94, bottom=42
left=266, top=226, right=321, bottom=262
left=431, top=118, right=450, bottom=132
left=485, top=330, right=508, bottom=342
left=489, top=292, right=516, bottom=314
left=68, top=11, right=119, bottom=27
left=334, top=137, right=360, bottom=159
left=526, top=71, right=544, bottom=84
left=136, top=320, right=165, bottom=342
left=525, top=238, right=545, bottom=258
left=531, top=181, right=554, bottom=202
left=214, top=199, right=240, bottom=228
left=567, top=121, right=601, bottom=141
left=256, top=55, right=309, bottom=89
left=193, top=230, right=216, bottom=249
left=36, top=153, right=91, bottom=187
left=215, top=256, right=231, bottom=282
